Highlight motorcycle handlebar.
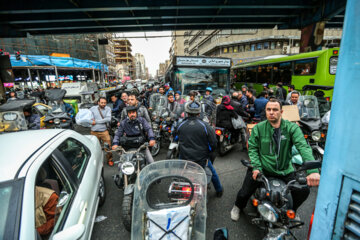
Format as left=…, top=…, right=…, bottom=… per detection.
left=105, top=143, right=149, bottom=154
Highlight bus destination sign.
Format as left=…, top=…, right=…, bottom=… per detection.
left=176, top=57, right=231, bottom=67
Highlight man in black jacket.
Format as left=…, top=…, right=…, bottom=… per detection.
left=177, top=101, right=223, bottom=197
left=231, top=92, right=250, bottom=150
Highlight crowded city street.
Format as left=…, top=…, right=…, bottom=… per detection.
left=1, top=1, right=360, bottom=240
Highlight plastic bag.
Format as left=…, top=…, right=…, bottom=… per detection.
left=231, top=114, right=246, bottom=129
left=75, top=109, right=93, bottom=127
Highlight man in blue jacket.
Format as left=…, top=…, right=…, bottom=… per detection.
left=254, top=91, right=269, bottom=119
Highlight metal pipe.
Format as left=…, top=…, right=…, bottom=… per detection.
left=54, top=66, right=59, bottom=86
left=27, top=68, right=34, bottom=89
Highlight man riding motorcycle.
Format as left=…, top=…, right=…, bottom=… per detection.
left=120, top=93, right=151, bottom=123
left=112, top=106, right=156, bottom=164
left=177, top=100, right=224, bottom=197
left=230, top=98, right=320, bottom=221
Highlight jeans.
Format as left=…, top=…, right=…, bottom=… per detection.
left=235, top=169, right=309, bottom=211
left=208, top=160, right=223, bottom=193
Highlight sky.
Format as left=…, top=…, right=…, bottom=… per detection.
left=114, top=31, right=172, bottom=77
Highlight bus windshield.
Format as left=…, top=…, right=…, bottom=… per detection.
left=175, top=67, right=229, bottom=95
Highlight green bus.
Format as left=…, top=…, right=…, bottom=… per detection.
left=232, top=48, right=339, bottom=100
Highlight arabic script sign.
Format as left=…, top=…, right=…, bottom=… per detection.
left=176, top=57, right=231, bottom=67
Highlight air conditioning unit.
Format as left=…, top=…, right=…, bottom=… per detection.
left=282, top=46, right=290, bottom=54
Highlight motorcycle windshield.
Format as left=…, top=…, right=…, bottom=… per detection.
left=48, top=101, right=66, bottom=114
left=298, top=96, right=321, bottom=120
left=149, top=94, right=168, bottom=110
left=132, top=160, right=207, bottom=240
left=201, top=99, right=216, bottom=125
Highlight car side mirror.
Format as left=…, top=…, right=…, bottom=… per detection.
left=213, top=227, right=229, bottom=240
left=52, top=224, right=85, bottom=240
left=299, top=161, right=321, bottom=171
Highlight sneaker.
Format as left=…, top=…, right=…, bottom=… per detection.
left=216, top=189, right=223, bottom=198
left=231, top=205, right=240, bottom=221
left=108, top=160, right=114, bottom=166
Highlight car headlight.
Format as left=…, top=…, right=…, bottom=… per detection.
left=54, top=118, right=61, bottom=125
left=311, top=131, right=321, bottom=142
left=258, top=203, right=278, bottom=223
left=121, top=162, right=135, bottom=175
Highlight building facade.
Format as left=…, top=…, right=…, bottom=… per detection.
left=134, top=53, right=147, bottom=79
left=182, top=29, right=342, bottom=64
left=113, top=38, right=135, bottom=80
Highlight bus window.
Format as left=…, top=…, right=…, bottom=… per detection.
left=329, top=56, right=338, bottom=75
left=245, top=67, right=257, bottom=83
left=257, top=65, right=272, bottom=83
left=294, top=58, right=316, bottom=75
left=273, top=62, right=292, bottom=85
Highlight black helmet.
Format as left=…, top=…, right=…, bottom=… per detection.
left=185, top=101, right=201, bottom=114
left=146, top=83, right=154, bottom=88
left=126, top=105, right=138, bottom=112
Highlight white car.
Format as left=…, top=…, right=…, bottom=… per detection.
left=0, top=129, right=106, bottom=240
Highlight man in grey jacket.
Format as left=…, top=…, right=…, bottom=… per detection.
left=120, top=93, right=151, bottom=123
left=90, top=97, right=113, bottom=166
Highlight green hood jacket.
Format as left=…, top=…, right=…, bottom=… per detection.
left=248, top=118, right=318, bottom=176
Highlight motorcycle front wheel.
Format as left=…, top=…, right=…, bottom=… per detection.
left=122, top=193, right=133, bottom=232
left=166, top=148, right=177, bottom=159
left=151, top=141, right=161, bottom=157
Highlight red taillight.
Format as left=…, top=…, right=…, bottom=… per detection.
left=61, top=119, right=67, bottom=122
left=215, top=129, right=222, bottom=136
left=225, top=134, right=229, bottom=138
left=182, top=187, right=192, bottom=197
left=325, top=97, right=330, bottom=102
left=307, top=209, right=315, bottom=240
left=333, top=50, right=338, bottom=55
left=49, top=120, right=54, bottom=123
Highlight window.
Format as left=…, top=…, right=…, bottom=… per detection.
left=329, top=56, right=338, bottom=75
left=264, top=42, right=270, bottom=50
left=294, top=58, right=317, bottom=75
left=229, top=47, right=233, bottom=53
left=256, top=43, right=263, bottom=50
left=245, top=67, right=257, bottom=83
left=251, top=44, right=255, bottom=51
left=271, top=42, right=276, bottom=50
left=257, top=65, right=272, bottom=83
left=276, top=42, right=283, bottom=49
left=223, top=47, right=228, bottom=53
left=57, top=139, right=90, bottom=180
left=273, top=62, right=292, bottom=85
left=233, top=46, right=238, bottom=53
left=35, top=157, right=75, bottom=238
left=245, top=45, right=250, bottom=51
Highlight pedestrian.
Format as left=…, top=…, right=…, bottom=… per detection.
left=285, top=85, right=296, bottom=102
left=254, top=91, right=269, bottom=120
left=275, top=82, right=287, bottom=103
left=90, top=97, right=113, bottom=166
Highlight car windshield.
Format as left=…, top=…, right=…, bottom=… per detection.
left=0, top=178, right=24, bottom=240
left=175, top=67, right=229, bottom=95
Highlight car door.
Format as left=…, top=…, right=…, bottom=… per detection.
left=54, top=137, right=100, bottom=240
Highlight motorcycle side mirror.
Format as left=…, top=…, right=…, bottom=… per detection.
left=299, top=161, right=321, bottom=171
left=241, top=159, right=253, bottom=169
left=213, top=228, right=229, bottom=240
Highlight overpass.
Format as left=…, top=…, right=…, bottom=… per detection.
left=0, top=0, right=346, bottom=37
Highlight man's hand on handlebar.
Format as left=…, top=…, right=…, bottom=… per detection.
left=112, top=145, right=118, bottom=150
left=149, top=140, right=156, bottom=147
left=306, top=173, right=320, bottom=186
left=252, top=170, right=260, bottom=180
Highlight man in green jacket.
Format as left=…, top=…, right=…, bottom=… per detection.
left=231, top=98, right=320, bottom=221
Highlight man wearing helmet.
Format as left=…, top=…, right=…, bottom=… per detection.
left=113, top=105, right=156, bottom=164
left=177, top=101, right=224, bottom=197
left=204, top=87, right=214, bottom=102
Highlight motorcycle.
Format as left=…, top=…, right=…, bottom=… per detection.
left=0, top=99, right=35, bottom=133
left=43, top=89, right=73, bottom=129
left=131, top=160, right=208, bottom=240
left=107, top=142, right=149, bottom=231
left=149, top=93, right=168, bottom=156
left=298, top=95, right=326, bottom=163
left=241, top=159, right=321, bottom=240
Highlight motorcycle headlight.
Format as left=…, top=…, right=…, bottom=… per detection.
left=311, top=131, right=321, bottom=142
left=54, top=118, right=61, bottom=125
left=121, top=162, right=135, bottom=175
left=258, top=203, right=278, bottom=223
